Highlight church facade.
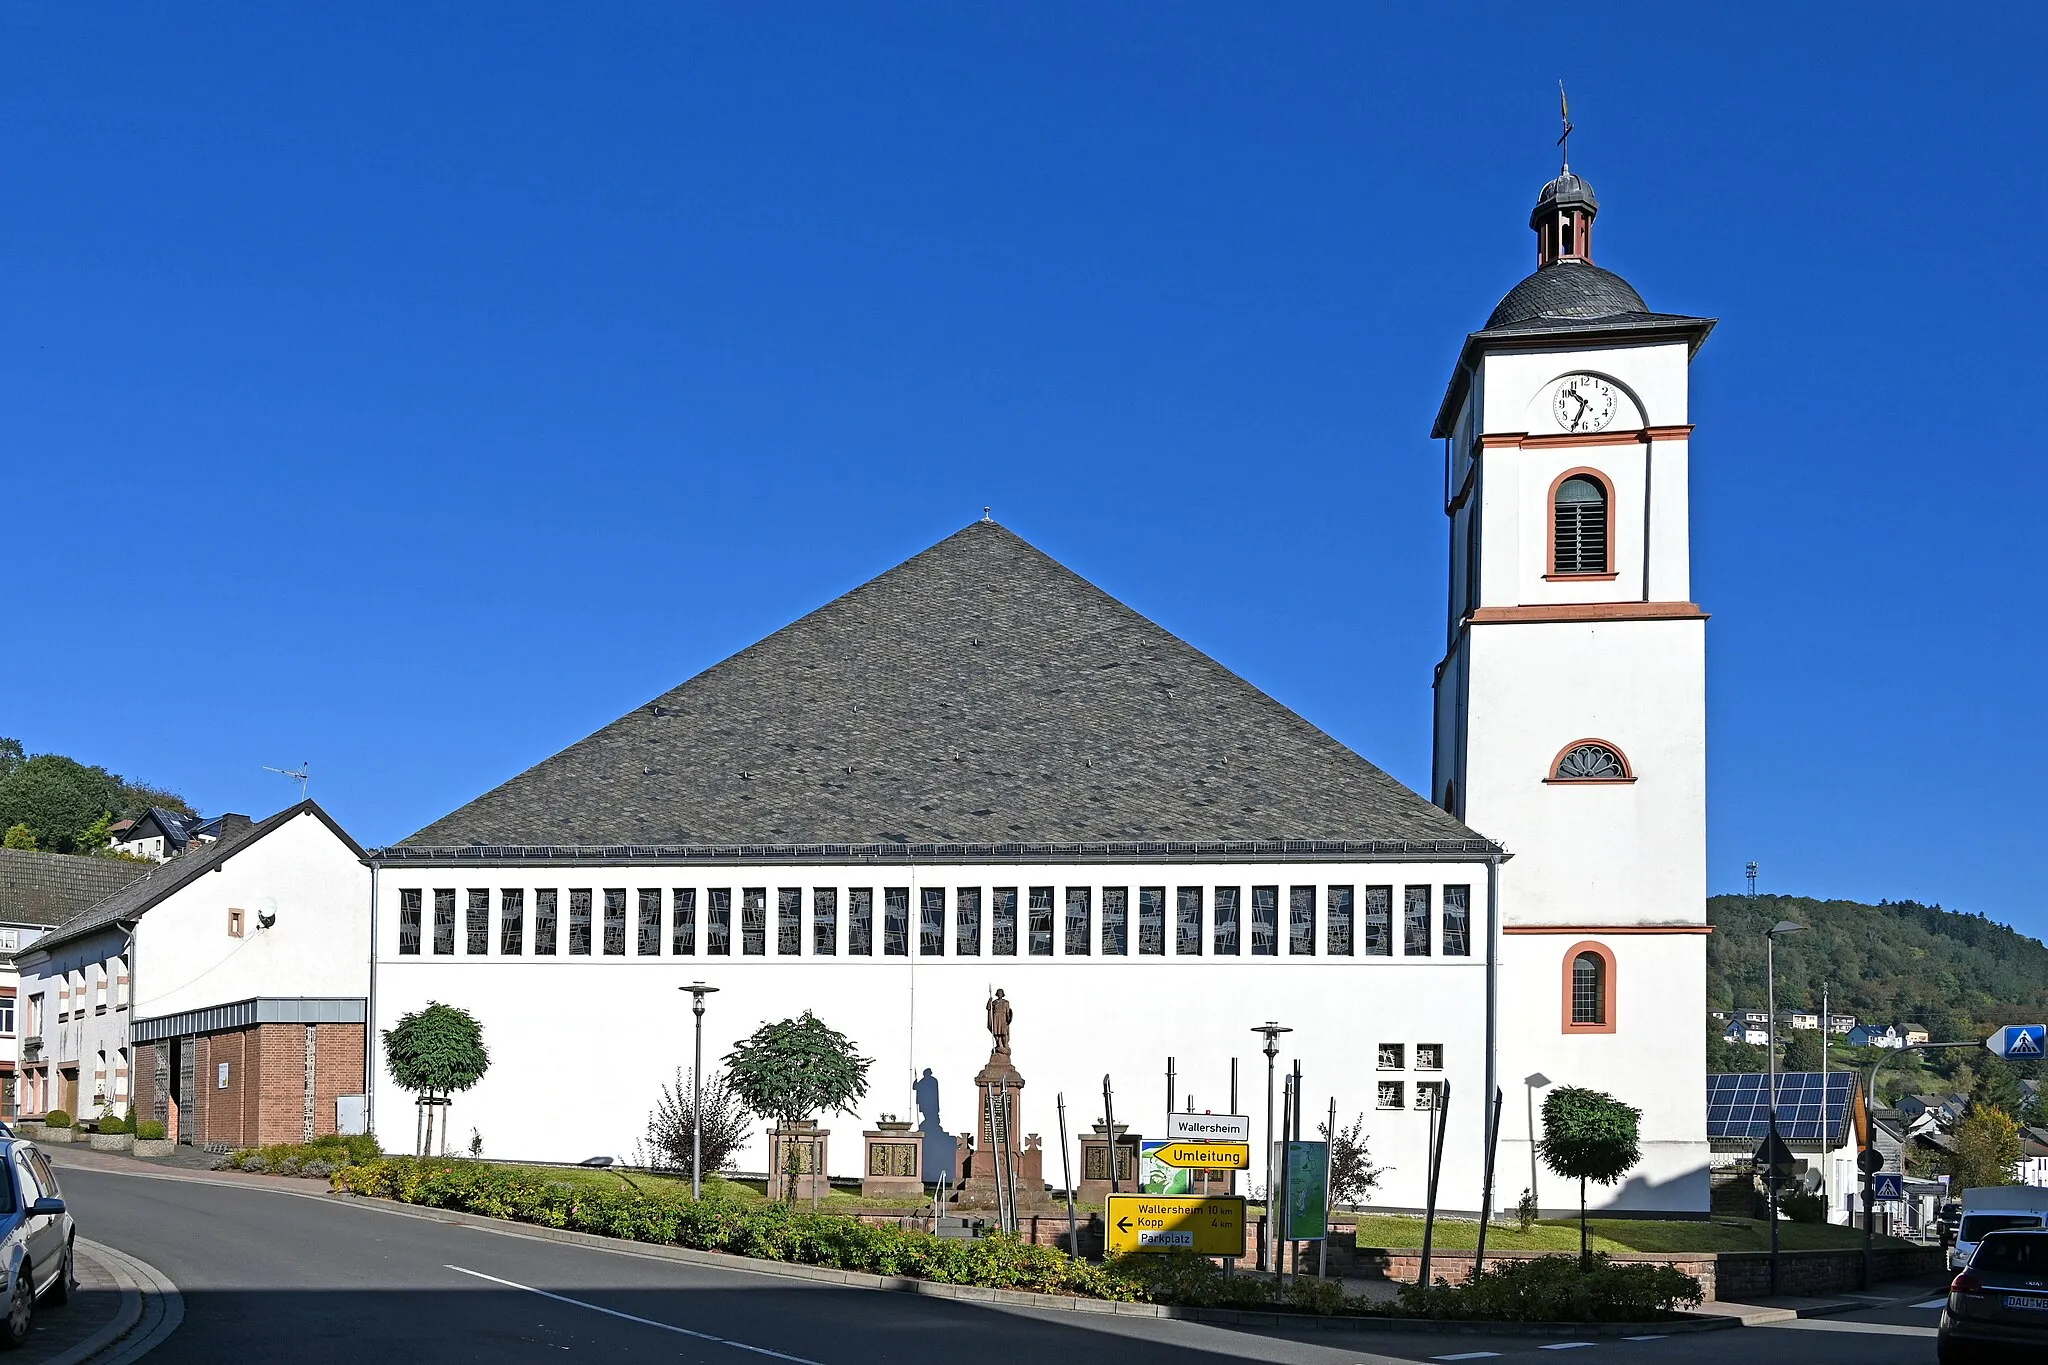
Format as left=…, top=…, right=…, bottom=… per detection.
left=368, top=162, right=1712, bottom=1216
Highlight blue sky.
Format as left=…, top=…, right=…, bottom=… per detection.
left=4, top=5, right=2042, bottom=932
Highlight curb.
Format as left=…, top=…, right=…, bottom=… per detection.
left=45, top=1240, right=183, bottom=1365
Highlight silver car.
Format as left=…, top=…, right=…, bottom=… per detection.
left=0, top=1139, right=74, bottom=1350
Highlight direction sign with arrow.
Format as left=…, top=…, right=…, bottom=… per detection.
left=1986, top=1025, right=2046, bottom=1060
left=1104, top=1194, right=1247, bottom=1257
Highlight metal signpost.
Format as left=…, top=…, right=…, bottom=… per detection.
left=1105, top=1194, right=1248, bottom=1257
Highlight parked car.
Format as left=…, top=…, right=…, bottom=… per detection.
left=0, top=1139, right=74, bottom=1350
left=1952, top=1187, right=2048, bottom=1271
left=1941, top=1228, right=2048, bottom=1362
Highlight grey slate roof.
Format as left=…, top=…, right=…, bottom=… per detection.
left=1485, top=261, right=1648, bottom=330
left=392, top=522, right=1497, bottom=862
left=0, top=848, right=149, bottom=927
left=28, top=801, right=365, bottom=956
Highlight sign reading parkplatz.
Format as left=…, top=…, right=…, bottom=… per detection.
left=1166, top=1113, right=1252, bottom=1144
left=1105, top=1195, right=1248, bottom=1256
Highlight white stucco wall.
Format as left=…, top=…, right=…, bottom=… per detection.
left=370, top=860, right=1507, bottom=1213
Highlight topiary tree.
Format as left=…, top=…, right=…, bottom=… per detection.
left=383, top=1002, right=490, bottom=1157
left=725, top=1012, right=870, bottom=1199
left=1537, top=1086, right=1642, bottom=1268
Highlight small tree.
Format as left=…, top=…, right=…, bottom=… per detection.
left=725, top=1012, right=871, bottom=1199
left=1316, top=1111, right=1388, bottom=1209
left=1944, top=1106, right=2024, bottom=1191
left=1537, top=1086, right=1642, bottom=1268
left=2, top=824, right=34, bottom=851
left=645, top=1067, right=753, bottom=1176
left=1780, top=1028, right=1824, bottom=1072
left=383, top=1002, right=491, bottom=1157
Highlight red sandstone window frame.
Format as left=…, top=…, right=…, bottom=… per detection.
left=1544, top=738, right=1636, bottom=784
left=1562, top=940, right=1617, bottom=1034
left=1545, top=467, right=1619, bottom=581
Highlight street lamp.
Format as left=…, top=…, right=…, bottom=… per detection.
left=1525, top=1072, right=1551, bottom=1213
left=1764, top=921, right=1804, bottom=1295
left=681, top=982, right=720, bottom=1199
left=1251, top=1021, right=1292, bottom=1273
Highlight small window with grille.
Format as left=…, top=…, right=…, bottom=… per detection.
left=1572, top=950, right=1607, bottom=1025
left=847, top=888, right=873, bottom=955
left=811, top=888, right=836, bottom=955
left=534, top=889, right=559, bottom=954
left=780, top=888, right=803, bottom=956
left=742, top=888, right=768, bottom=956
left=1443, top=886, right=1472, bottom=956
left=500, top=889, right=525, bottom=955
left=1377, top=1081, right=1404, bottom=1110
left=1028, top=887, right=1054, bottom=956
left=397, top=890, right=422, bottom=955
left=1065, top=888, right=1091, bottom=956
left=1417, top=1082, right=1444, bottom=1111
left=1101, top=887, right=1128, bottom=956
left=1250, top=887, right=1278, bottom=956
left=1552, top=742, right=1630, bottom=781
left=639, top=889, right=663, bottom=956
left=1326, top=886, right=1354, bottom=956
left=920, top=888, right=945, bottom=956
left=1176, top=887, right=1202, bottom=956
left=954, top=887, right=981, bottom=956
left=991, top=887, right=1018, bottom=956
left=1212, top=887, right=1240, bottom=955
left=467, top=890, right=490, bottom=955
left=1289, top=886, right=1315, bottom=955
left=707, top=888, right=732, bottom=955
left=1364, top=886, right=1392, bottom=956
left=1137, top=887, right=1166, bottom=956
left=882, top=887, right=908, bottom=957
left=1378, top=1043, right=1404, bottom=1071
left=1404, top=886, right=1432, bottom=956
left=602, top=889, right=627, bottom=955
left=1416, top=1043, right=1443, bottom=1071
left=1552, top=473, right=1609, bottom=574
left=568, top=890, right=594, bottom=955
left=433, top=890, right=457, bottom=955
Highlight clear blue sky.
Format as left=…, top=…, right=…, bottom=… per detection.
left=4, top=6, right=2042, bottom=931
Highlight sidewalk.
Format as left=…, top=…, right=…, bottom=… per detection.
left=1694, top=1278, right=1945, bottom=1326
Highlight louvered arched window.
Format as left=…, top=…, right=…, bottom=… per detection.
left=1552, top=473, right=1609, bottom=575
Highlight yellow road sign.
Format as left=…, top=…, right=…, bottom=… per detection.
left=1152, top=1141, right=1249, bottom=1170
left=1105, top=1194, right=1247, bottom=1257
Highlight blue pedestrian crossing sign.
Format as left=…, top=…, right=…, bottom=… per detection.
left=1987, top=1025, right=2047, bottom=1059
left=1872, top=1172, right=1904, bottom=1201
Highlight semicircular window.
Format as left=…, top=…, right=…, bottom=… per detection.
left=1553, top=743, right=1629, bottom=781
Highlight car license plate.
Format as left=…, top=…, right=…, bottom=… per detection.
left=2002, top=1295, right=2048, bottom=1311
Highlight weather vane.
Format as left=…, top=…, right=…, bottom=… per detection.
left=1557, top=80, right=1574, bottom=173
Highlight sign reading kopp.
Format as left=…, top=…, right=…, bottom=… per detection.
left=1105, top=1195, right=1248, bottom=1257
left=1165, top=1113, right=1253, bottom=1144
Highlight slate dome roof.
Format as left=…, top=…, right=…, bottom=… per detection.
left=1485, top=261, right=1648, bottom=330
left=1534, top=170, right=1598, bottom=214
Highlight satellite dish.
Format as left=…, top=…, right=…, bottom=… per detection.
left=257, top=896, right=278, bottom=929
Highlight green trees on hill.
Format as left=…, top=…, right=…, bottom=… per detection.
left=0, top=738, right=195, bottom=855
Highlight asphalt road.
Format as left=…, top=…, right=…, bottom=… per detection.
left=45, top=1156, right=1946, bottom=1365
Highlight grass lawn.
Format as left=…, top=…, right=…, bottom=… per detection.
left=1340, top=1213, right=1909, bottom=1254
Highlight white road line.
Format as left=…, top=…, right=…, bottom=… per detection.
left=1429, top=1353, right=1502, bottom=1361
left=1536, top=1344, right=1596, bottom=1351
left=444, top=1263, right=825, bottom=1364
left=1912, top=1298, right=1948, bottom=1309
left=1621, top=1335, right=1666, bottom=1341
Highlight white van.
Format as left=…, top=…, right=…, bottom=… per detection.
left=1952, top=1186, right=2048, bottom=1270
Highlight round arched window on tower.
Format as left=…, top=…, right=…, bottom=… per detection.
left=1548, top=740, right=1633, bottom=782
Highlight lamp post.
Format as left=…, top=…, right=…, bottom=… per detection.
left=681, top=982, right=720, bottom=1199
left=1524, top=1072, right=1551, bottom=1215
left=1251, top=1021, right=1291, bottom=1273
left=1765, top=921, right=1804, bottom=1295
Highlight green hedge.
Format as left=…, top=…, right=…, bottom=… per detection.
left=95, top=1114, right=130, bottom=1135
left=225, top=1133, right=384, bottom=1177
left=134, top=1120, right=169, bottom=1141
left=1398, top=1255, right=1704, bottom=1321
left=41, top=1110, right=71, bottom=1129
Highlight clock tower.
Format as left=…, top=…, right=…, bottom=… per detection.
left=1432, top=165, right=1718, bottom=1213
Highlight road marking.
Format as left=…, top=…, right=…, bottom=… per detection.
left=1912, top=1298, right=1948, bottom=1309
left=1537, top=1344, right=1596, bottom=1351
left=1429, top=1354, right=1502, bottom=1361
left=444, top=1264, right=824, bottom=1363
left=1621, top=1335, right=1666, bottom=1341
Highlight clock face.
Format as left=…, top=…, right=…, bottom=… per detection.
left=1552, top=374, right=1619, bottom=434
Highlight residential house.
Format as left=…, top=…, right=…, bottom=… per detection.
left=16, top=801, right=370, bottom=1147
left=109, top=810, right=252, bottom=864
left=1785, top=1008, right=1821, bottom=1031
left=2020, top=1127, right=2048, bottom=1189
left=1900, top=1023, right=1930, bottom=1047
left=1736, top=1009, right=1770, bottom=1026
left=1848, top=1023, right=1904, bottom=1049
left=1826, top=1013, right=1858, bottom=1035
left=1724, top=1017, right=1771, bottom=1047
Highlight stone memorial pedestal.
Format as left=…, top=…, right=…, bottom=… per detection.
left=955, top=1050, right=1051, bottom=1210
left=1076, top=1121, right=1140, bottom=1206
left=862, top=1117, right=923, bottom=1199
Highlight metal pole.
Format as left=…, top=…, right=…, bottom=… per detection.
left=1291, top=1060, right=1303, bottom=1277
left=1320, top=1097, right=1335, bottom=1280
left=1278, top=1071, right=1293, bottom=1285
left=987, top=1083, right=1008, bottom=1235
left=1057, top=1092, right=1078, bottom=1257
left=1102, top=1075, right=1119, bottom=1195
left=1767, top=936, right=1780, bottom=1297
left=683, top=984, right=718, bottom=1200
left=1475, top=1086, right=1503, bottom=1275
left=1227, top=1057, right=1239, bottom=1274
left=1250, top=1023, right=1289, bottom=1272
left=1421, top=1079, right=1452, bottom=1287
left=1166, top=1056, right=1176, bottom=1123
left=1820, top=982, right=1830, bottom=1221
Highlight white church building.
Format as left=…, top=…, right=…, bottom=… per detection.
left=368, top=160, right=1714, bottom=1216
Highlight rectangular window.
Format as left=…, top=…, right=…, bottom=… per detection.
left=1327, top=886, right=1354, bottom=956
left=638, top=889, right=663, bottom=956
left=1416, top=1082, right=1444, bottom=1111
left=742, top=888, right=768, bottom=956
left=1404, top=885, right=1432, bottom=956
left=1364, top=886, right=1393, bottom=956
left=500, top=889, right=525, bottom=955
left=779, top=888, right=803, bottom=956
left=883, top=887, right=909, bottom=956
left=1101, top=886, right=1128, bottom=956
left=0, top=999, right=13, bottom=1035
left=535, top=889, right=559, bottom=955
left=1028, top=887, right=1054, bottom=956
left=1443, top=885, right=1472, bottom=957
left=991, top=887, right=1018, bottom=956
left=398, top=890, right=422, bottom=955
left=1064, top=888, right=1091, bottom=956
left=1138, top=887, right=1166, bottom=956
left=602, top=889, right=627, bottom=955
left=1289, top=885, right=1315, bottom=955
left=1377, top=1081, right=1404, bottom=1110
left=1378, top=1043, right=1405, bottom=1070
left=1213, top=887, right=1240, bottom=955
left=708, top=888, right=733, bottom=955
left=812, top=888, right=837, bottom=955
left=920, top=888, right=945, bottom=956
left=1250, top=886, right=1278, bottom=956
left=673, top=889, right=697, bottom=955
left=955, top=887, right=981, bottom=956
left=569, top=890, right=594, bottom=955
left=1176, top=887, right=1202, bottom=956
left=433, top=890, right=457, bottom=955
left=1416, top=1043, right=1443, bottom=1071
left=466, top=890, right=490, bottom=955
left=848, top=888, right=873, bottom=956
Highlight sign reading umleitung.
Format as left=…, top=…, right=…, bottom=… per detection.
left=1104, top=1195, right=1248, bottom=1257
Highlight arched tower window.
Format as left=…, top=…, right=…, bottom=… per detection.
left=1548, top=739, right=1632, bottom=782
left=1562, top=941, right=1617, bottom=1033
left=1552, top=473, right=1609, bottom=575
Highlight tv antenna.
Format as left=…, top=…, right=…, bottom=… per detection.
left=264, top=762, right=310, bottom=801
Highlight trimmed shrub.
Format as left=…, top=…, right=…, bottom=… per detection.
left=95, top=1114, right=130, bottom=1135
left=134, top=1120, right=169, bottom=1141
left=1399, top=1254, right=1704, bottom=1322
left=43, top=1110, right=71, bottom=1129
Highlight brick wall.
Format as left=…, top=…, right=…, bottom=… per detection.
left=169, top=1022, right=368, bottom=1148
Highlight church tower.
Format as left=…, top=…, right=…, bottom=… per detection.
left=1431, top=162, right=1716, bottom=1213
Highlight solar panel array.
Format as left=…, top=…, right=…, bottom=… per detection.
left=1706, top=1071, right=1854, bottom=1142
